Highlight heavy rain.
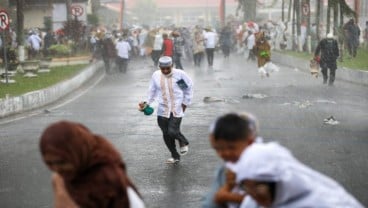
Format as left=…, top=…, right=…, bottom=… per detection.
left=0, top=0, right=367, bottom=207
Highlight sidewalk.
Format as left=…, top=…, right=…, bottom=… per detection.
left=272, top=52, right=368, bottom=86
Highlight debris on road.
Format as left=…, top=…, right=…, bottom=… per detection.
left=242, top=93, right=268, bottom=99
left=315, top=99, right=337, bottom=104
left=203, top=97, right=225, bottom=103
left=281, top=100, right=313, bottom=109
left=323, top=116, right=339, bottom=125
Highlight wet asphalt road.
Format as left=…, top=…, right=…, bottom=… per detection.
left=0, top=53, right=367, bottom=207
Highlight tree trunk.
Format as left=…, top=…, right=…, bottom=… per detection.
left=333, top=1, right=339, bottom=34
left=282, top=0, right=285, bottom=22
left=288, top=0, right=292, bottom=22
left=16, top=0, right=24, bottom=46
left=326, top=0, right=331, bottom=34
left=295, top=0, right=301, bottom=36
left=316, top=0, right=321, bottom=40
left=243, top=0, right=256, bottom=21
left=339, top=0, right=344, bottom=27
left=292, top=0, right=296, bottom=50
left=16, top=0, right=25, bottom=61
left=65, top=0, right=72, bottom=21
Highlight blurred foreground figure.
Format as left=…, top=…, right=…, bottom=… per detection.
left=202, top=113, right=260, bottom=208
left=230, top=142, right=363, bottom=208
left=314, top=33, right=339, bottom=86
left=40, top=121, right=145, bottom=208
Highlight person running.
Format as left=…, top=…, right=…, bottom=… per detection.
left=254, top=32, right=271, bottom=77
left=101, top=32, right=116, bottom=74
left=204, top=27, right=218, bottom=68
left=151, top=29, right=163, bottom=67
left=138, top=56, right=193, bottom=164
left=162, top=33, right=174, bottom=58
left=192, top=30, right=205, bottom=67
left=115, top=34, right=131, bottom=73
left=40, top=121, right=145, bottom=208
left=314, top=33, right=339, bottom=86
left=172, top=31, right=185, bottom=69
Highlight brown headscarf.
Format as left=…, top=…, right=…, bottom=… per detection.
left=40, top=121, right=140, bottom=208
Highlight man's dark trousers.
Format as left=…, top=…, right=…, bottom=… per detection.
left=157, top=113, right=189, bottom=160
left=205, top=48, right=215, bottom=66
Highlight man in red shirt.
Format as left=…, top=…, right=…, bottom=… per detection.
left=162, top=33, right=174, bottom=58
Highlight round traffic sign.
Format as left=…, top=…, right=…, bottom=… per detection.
left=0, top=10, right=10, bottom=31
left=71, top=5, right=84, bottom=17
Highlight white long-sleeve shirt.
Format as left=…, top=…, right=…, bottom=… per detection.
left=27, top=34, right=42, bottom=51
left=204, top=31, right=218, bottom=49
left=147, top=69, right=193, bottom=118
left=116, top=40, right=131, bottom=59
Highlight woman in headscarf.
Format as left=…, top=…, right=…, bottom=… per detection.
left=229, top=142, right=363, bottom=208
left=40, top=121, right=145, bottom=208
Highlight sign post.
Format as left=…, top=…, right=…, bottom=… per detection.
left=0, top=10, right=10, bottom=85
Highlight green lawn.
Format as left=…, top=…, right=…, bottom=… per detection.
left=0, top=64, right=87, bottom=99
left=283, top=48, right=368, bottom=71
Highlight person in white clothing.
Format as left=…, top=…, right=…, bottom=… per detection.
left=27, top=31, right=42, bottom=59
left=246, top=31, right=256, bottom=61
left=151, top=30, right=163, bottom=67
left=115, top=34, right=131, bottom=73
left=139, top=56, right=193, bottom=164
left=204, top=28, right=218, bottom=67
left=229, top=142, right=364, bottom=208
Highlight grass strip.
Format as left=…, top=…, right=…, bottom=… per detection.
left=282, top=48, right=368, bottom=71
left=0, top=64, right=87, bottom=99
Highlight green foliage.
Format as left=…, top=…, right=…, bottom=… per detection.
left=63, top=19, right=87, bottom=43
left=88, top=14, right=99, bottom=26
left=0, top=64, right=86, bottom=99
left=48, top=44, right=71, bottom=57
left=44, top=16, right=52, bottom=31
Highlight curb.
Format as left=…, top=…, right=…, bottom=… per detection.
left=272, top=52, right=368, bottom=86
left=0, top=61, right=103, bottom=118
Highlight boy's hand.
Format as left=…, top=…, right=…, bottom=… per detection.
left=138, top=102, right=146, bottom=111
left=181, top=104, right=187, bottom=112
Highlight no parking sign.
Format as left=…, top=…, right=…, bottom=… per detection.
left=0, top=10, right=10, bottom=31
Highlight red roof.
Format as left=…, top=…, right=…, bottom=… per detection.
left=104, top=0, right=237, bottom=11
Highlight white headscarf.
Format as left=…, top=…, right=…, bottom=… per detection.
left=229, top=142, right=363, bottom=208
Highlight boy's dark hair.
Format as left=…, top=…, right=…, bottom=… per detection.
left=211, top=113, right=258, bottom=141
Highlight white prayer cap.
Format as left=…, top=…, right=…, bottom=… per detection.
left=159, top=56, right=172, bottom=67
left=326, top=33, right=334, bottom=38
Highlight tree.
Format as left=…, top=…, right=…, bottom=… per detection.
left=325, top=0, right=356, bottom=34
left=236, top=0, right=256, bottom=21
left=16, top=0, right=24, bottom=46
